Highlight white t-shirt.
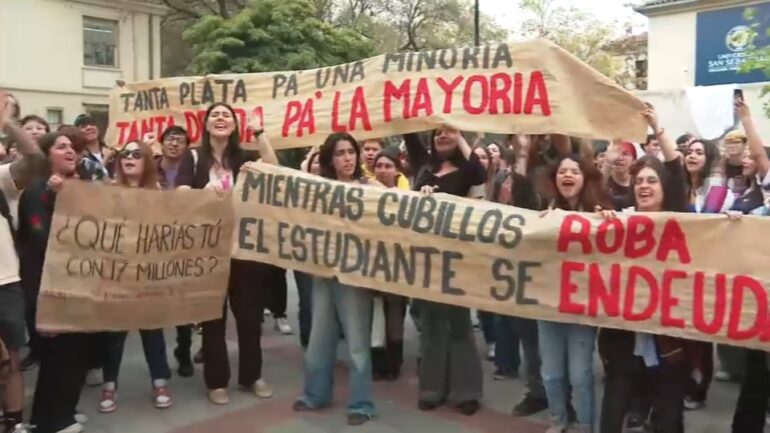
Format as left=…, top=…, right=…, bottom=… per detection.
left=0, top=164, right=20, bottom=285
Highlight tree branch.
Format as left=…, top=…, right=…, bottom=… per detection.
left=163, top=0, right=202, bottom=19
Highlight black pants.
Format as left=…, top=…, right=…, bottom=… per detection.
left=264, top=265, right=287, bottom=318
left=31, top=333, right=89, bottom=433
left=732, top=349, right=770, bottom=433
left=202, top=260, right=266, bottom=389
left=600, top=353, right=686, bottom=433
left=175, top=324, right=192, bottom=354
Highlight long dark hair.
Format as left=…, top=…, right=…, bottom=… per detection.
left=427, top=128, right=465, bottom=169
left=199, top=102, right=242, bottom=170
left=684, top=139, right=719, bottom=191
left=318, top=132, right=363, bottom=180
left=550, top=154, right=608, bottom=211
left=631, top=156, right=688, bottom=212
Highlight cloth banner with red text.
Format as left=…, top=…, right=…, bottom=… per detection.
left=106, top=39, right=648, bottom=149
left=232, top=162, right=770, bottom=349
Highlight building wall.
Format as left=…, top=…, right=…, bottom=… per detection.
left=647, top=11, right=697, bottom=90
left=0, top=0, right=164, bottom=131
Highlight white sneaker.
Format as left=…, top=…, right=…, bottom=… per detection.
left=486, top=343, right=495, bottom=360
left=255, top=378, right=274, bottom=399
left=86, top=368, right=102, bottom=386
left=74, top=413, right=88, bottom=424
left=714, top=370, right=731, bottom=382
left=275, top=317, right=293, bottom=335
left=56, top=423, right=84, bottom=433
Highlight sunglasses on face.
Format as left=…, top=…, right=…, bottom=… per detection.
left=119, top=149, right=142, bottom=160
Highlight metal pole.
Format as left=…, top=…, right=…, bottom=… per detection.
left=474, top=0, right=480, bottom=46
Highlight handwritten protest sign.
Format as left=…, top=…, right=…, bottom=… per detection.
left=232, top=162, right=770, bottom=349
left=37, top=182, right=234, bottom=332
left=107, top=39, right=648, bottom=150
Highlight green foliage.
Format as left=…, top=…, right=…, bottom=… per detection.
left=739, top=6, right=770, bottom=118
left=183, top=0, right=375, bottom=75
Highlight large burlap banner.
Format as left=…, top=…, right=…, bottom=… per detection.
left=37, top=182, right=234, bottom=332
left=107, top=39, right=648, bottom=150
left=232, top=162, right=770, bottom=349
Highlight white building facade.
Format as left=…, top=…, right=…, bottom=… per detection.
left=0, top=0, right=166, bottom=132
left=636, top=0, right=770, bottom=139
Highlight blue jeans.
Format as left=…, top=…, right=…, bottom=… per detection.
left=294, top=271, right=313, bottom=348
left=102, top=329, right=171, bottom=385
left=299, top=277, right=375, bottom=416
left=537, top=321, right=596, bottom=427
left=494, top=315, right=520, bottom=373
left=477, top=311, right=496, bottom=345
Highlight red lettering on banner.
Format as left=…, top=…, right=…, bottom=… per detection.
left=559, top=261, right=586, bottom=314
left=660, top=269, right=687, bottom=328
left=523, top=71, right=551, bottom=115
left=436, top=76, right=464, bottom=113
left=244, top=107, right=264, bottom=143
left=596, top=218, right=624, bottom=254
left=489, top=73, right=512, bottom=114
left=411, top=78, right=434, bottom=118
left=557, top=214, right=592, bottom=254
left=693, top=272, right=726, bottom=335
left=349, top=87, right=372, bottom=131
left=462, top=75, right=489, bottom=115
left=513, top=73, right=523, bottom=114
left=623, top=266, right=659, bottom=321
left=116, top=122, right=130, bottom=145
left=657, top=219, right=691, bottom=264
left=282, top=101, right=303, bottom=137
left=587, top=263, right=621, bottom=317
left=624, top=216, right=655, bottom=259
left=185, top=111, right=201, bottom=143
left=331, top=92, right=347, bottom=132
left=383, top=79, right=411, bottom=122
left=727, top=275, right=768, bottom=340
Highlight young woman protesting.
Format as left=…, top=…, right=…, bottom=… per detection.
left=21, top=132, right=87, bottom=433
left=370, top=148, right=409, bottom=381
left=20, top=115, right=49, bottom=143
left=599, top=106, right=691, bottom=433
left=471, top=144, right=498, bottom=360
left=731, top=98, right=770, bottom=433
left=404, top=126, right=486, bottom=416
left=293, top=147, right=321, bottom=350
left=0, top=92, right=46, bottom=432
left=176, top=102, right=278, bottom=405
left=680, top=137, right=730, bottom=409
left=538, top=154, right=608, bottom=433
left=291, top=132, right=379, bottom=426
left=96, top=141, right=174, bottom=413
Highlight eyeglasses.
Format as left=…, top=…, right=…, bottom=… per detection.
left=119, top=149, right=142, bottom=160
left=164, top=135, right=186, bottom=145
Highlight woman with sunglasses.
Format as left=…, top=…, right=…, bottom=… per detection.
left=176, top=102, right=278, bottom=405
left=95, top=141, right=174, bottom=414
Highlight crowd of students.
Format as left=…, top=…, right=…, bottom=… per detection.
left=0, top=89, right=769, bottom=433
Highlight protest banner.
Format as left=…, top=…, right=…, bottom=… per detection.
left=232, top=162, right=770, bottom=350
left=37, top=182, right=234, bottom=332
left=106, top=39, right=648, bottom=150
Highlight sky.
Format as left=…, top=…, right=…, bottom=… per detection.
left=479, top=0, right=649, bottom=36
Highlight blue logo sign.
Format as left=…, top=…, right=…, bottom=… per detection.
left=695, top=3, right=770, bottom=86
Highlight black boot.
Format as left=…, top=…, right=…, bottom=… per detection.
left=174, top=347, right=194, bottom=377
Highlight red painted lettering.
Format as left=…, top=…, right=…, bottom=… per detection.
left=587, top=263, right=621, bottom=317
left=557, top=214, right=592, bottom=254
left=559, top=261, right=586, bottom=314
left=656, top=219, right=692, bottom=264
left=436, top=76, right=464, bottom=113
left=693, top=272, right=726, bottom=335
left=727, top=275, right=768, bottom=341
left=349, top=87, right=371, bottom=131
left=462, top=75, right=489, bottom=115
left=624, top=215, right=655, bottom=259
left=383, top=79, right=411, bottom=122
left=623, top=266, right=659, bottom=321
left=660, top=269, right=687, bottom=328
left=410, top=78, right=434, bottom=118
left=488, top=73, right=512, bottom=114
left=523, top=71, right=551, bottom=116
left=282, top=101, right=303, bottom=137
left=596, top=218, right=624, bottom=254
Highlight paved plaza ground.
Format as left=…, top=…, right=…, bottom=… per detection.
left=23, top=272, right=748, bottom=433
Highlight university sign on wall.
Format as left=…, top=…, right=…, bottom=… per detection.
left=695, top=2, right=770, bottom=86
